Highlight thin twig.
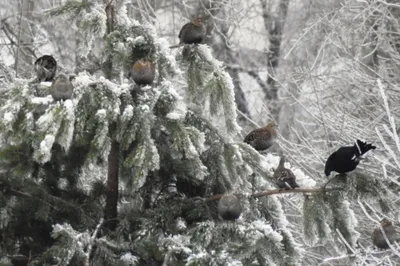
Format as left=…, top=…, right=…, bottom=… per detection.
left=205, top=186, right=340, bottom=202
left=84, top=218, right=104, bottom=266
left=15, top=0, right=25, bottom=77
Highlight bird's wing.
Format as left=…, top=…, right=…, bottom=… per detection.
left=277, top=169, right=295, bottom=181
left=244, top=128, right=264, bottom=143
left=178, top=22, right=191, bottom=39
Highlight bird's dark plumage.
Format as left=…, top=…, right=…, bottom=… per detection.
left=170, top=18, right=206, bottom=48
left=274, top=156, right=299, bottom=189
left=50, top=74, right=73, bottom=101
left=34, top=55, right=57, bottom=82
left=218, top=194, right=242, bottom=221
left=244, top=122, right=277, bottom=151
left=373, top=218, right=397, bottom=249
left=130, top=59, right=156, bottom=85
left=324, top=139, right=376, bottom=177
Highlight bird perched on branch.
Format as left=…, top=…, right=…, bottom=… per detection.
left=244, top=122, right=277, bottom=151
left=218, top=194, right=242, bottom=221
left=324, top=139, right=376, bottom=177
left=170, top=18, right=207, bottom=48
left=130, top=59, right=156, bottom=85
left=274, top=156, right=299, bottom=189
left=34, top=55, right=57, bottom=82
left=373, top=218, right=397, bottom=249
left=50, top=74, right=73, bottom=101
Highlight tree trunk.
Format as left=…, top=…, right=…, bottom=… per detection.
left=103, top=1, right=119, bottom=231
left=260, top=0, right=290, bottom=117
left=104, top=140, right=120, bottom=230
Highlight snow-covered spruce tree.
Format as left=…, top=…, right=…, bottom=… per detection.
left=0, top=1, right=395, bottom=266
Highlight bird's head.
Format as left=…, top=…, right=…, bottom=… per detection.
left=133, top=59, right=154, bottom=71
left=193, top=17, right=203, bottom=26
left=266, top=121, right=276, bottom=129
left=380, top=218, right=393, bottom=227
left=55, top=73, right=68, bottom=82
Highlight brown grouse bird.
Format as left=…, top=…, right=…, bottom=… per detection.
left=373, top=218, right=397, bottom=249
left=325, top=139, right=376, bottom=177
left=50, top=74, right=73, bottom=101
left=218, top=194, right=242, bottom=221
left=274, top=156, right=299, bottom=189
left=170, top=18, right=207, bottom=48
left=131, top=59, right=156, bottom=85
left=34, top=55, right=57, bottom=82
left=244, top=122, right=277, bottom=151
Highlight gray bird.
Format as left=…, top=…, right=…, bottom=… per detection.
left=131, top=59, right=156, bottom=85
left=274, top=156, right=299, bottom=189
left=170, top=18, right=207, bottom=48
left=34, top=55, right=57, bottom=82
left=50, top=74, right=73, bottom=101
left=373, top=218, right=397, bottom=249
left=218, top=194, right=242, bottom=221
left=244, top=122, right=277, bottom=151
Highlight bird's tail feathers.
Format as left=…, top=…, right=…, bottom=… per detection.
left=355, top=139, right=376, bottom=156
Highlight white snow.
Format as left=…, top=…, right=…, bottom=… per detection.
left=175, top=217, right=187, bottom=231
left=166, top=100, right=186, bottom=120
left=122, top=105, right=134, bottom=119
left=59, top=99, right=75, bottom=151
left=120, top=252, right=139, bottom=263
left=3, top=112, right=13, bottom=124
left=38, top=81, right=52, bottom=87
left=74, top=72, right=94, bottom=87
left=31, top=96, right=53, bottom=105
left=36, top=109, right=55, bottom=131
left=164, top=81, right=187, bottom=120
left=130, top=36, right=146, bottom=45
left=58, top=178, right=68, bottom=190
left=39, top=135, right=56, bottom=163
left=96, top=109, right=107, bottom=118
left=251, top=220, right=283, bottom=242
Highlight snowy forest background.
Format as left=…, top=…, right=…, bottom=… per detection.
left=0, top=0, right=400, bottom=265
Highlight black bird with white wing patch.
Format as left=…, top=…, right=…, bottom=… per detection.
left=324, top=139, right=376, bottom=177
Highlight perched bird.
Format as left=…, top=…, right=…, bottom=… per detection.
left=50, top=74, right=74, bottom=101
left=170, top=18, right=207, bottom=48
left=130, top=59, right=156, bottom=85
left=373, top=218, right=397, bottom=249
left=324, top=139, right=376, bottom=177
left=34, top=55, right=57, bottom=82
left=244, top=122, right=277, bottom=151
left=218, top=194, right=242, bottom=221
left=273, top=156, right=299, bottom=189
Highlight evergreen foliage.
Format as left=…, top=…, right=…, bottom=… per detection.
left=0, top=1, right=396, bottom=265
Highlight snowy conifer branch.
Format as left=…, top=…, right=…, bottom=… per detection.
left=252, top=187, right=340, bottom=197
left=84, top=218, right=104, bottom=266
left=205, top=187, right=341, bottom=202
